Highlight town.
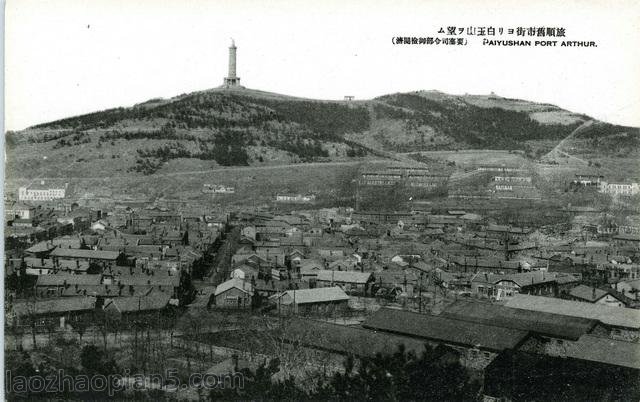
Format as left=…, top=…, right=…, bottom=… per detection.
left=4, top=155, right=640, bottom=399
left=4, top=38, right=640, bottom=401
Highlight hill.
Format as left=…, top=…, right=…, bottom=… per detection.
left=5, top=86, right=637, bottom=181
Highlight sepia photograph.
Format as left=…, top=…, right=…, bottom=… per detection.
left=2, top=0, right=640, bottom=400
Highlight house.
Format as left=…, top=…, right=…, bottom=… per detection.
left=255, top=248, right=286, bottom=267
left=363, top=308, right=530, bottom=370
left=5, top=202, right=36, bottom=220
left=314, top=270, right=372, bottom=295
left=568, top=284, right=627, bottom=307
left=214, top=278, right=254, bottom=309
left=253, top=279, right=309, bottom=298
left=230, top=263, right=259, bottom=281
left=485, top=224, right=532, bottom=239
left=299, top=259, right=325, bottom=279
left=24, top=241, right=58, bottom=258
left=287, top=249, right=306, bottom=270
left=12, top=218, right=34, bottom=228
left=372, top=270, right=419, bottom=297
left=272, top=287, right=349, bottom=315
left=24, top=257, right=90, bottom=275
left=50, top=248, right=121, bottom=268
left=615, top=279, right=640, bottom=301
left=9, top=296, right=96, bottom=329
left=326, top=257, right=359, bottom=271
left=35, top=274, right=103, bottom=298
left=315, top=248, right=347, bottom=261
left=240, top=226, right=256, bottom=240
left=91, top=220, right=108, bottom=231
left=470, top=271, right=568, bottom=299
left=447, top=256, right=527, bottom=274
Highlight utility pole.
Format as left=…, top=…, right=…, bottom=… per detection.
left=419, top=273, right=423, bottom=313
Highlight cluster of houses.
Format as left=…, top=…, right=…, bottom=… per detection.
left=5, top=203, right=223, bottom=332
left=4, top=162, right=640, bottom=399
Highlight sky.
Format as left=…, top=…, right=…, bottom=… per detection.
left=4, top=0, right=640, bottom=131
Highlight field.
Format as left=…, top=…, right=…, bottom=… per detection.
left=5, top=159, right=391, bottom=208
left=405, top=150, right=531, bottom=169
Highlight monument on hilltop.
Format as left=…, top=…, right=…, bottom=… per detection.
left=223, top=38, right=241, bottom=87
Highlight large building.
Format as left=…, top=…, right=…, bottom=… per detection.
left=359, top=166, right=449, bottom=189
left=18, top=181, right=67, bottom=201
left=599, top=181, right=640, bottom=196
left=275, top=194, right=316, bottom=203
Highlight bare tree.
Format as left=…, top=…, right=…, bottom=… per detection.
left=25, top=298, right=39, bottom=350
left=72, top=314, right=92, bottom=344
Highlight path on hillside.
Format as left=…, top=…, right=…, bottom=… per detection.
left=542, top=119, right=594, bottom=165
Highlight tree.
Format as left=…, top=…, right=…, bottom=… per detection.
left=92, top=309, right=119, bottom=351
left=177, top=270, right=196, bottom=305
left=80, top=344, right=119, bottom=376
left=204, top=344, right=480, bottom=400
left=317, top=344, right=480, bottom=400
left=6, top=317, right=25, bottom=351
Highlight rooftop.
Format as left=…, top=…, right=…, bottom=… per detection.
left=282, top=318, right=428, bottom=357
left=36, top=274, right=102, bottom=287
left=50, top=248, right=120, bottom=260
left=104, top=292, right=171, bottom=313
left=12, top=296, right=96, bottom=316
left=214, top=278, right=253, bottom=296
left=441, top=300, right=597, bottom=340
left=315, top=270, right=372, bottom=284
left=569, top=284, right=614, bottom=303
left=363, top=308, right=530, bottom=352
left=560, top=334, right=640, bottom=370
left=276, top=287, right=349, bottom=305
left=504, top=294, right=640, bottom=329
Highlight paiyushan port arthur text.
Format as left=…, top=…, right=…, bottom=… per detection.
left=483, top=39, right=597, bottom=47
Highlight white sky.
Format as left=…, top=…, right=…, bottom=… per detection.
left=4, top=0, right=640, bottom=130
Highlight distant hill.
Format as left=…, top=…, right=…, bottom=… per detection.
left=5, top=86, right=637, bottom=179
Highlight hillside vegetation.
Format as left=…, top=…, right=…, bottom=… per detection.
left=5, top=87, right=628, bottom=179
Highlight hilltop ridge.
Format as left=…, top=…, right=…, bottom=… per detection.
left=5, top=86, right=638, bottom=180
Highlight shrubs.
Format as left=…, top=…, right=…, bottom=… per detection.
left=380, top=93, right=579, bottom=149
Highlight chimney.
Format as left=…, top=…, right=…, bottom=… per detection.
left=592, top=287, right=596, bottom=300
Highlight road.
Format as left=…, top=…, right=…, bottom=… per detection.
left=9, top=158, right=390, bottom=181
left=541, top=119, right=594, bottom=165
